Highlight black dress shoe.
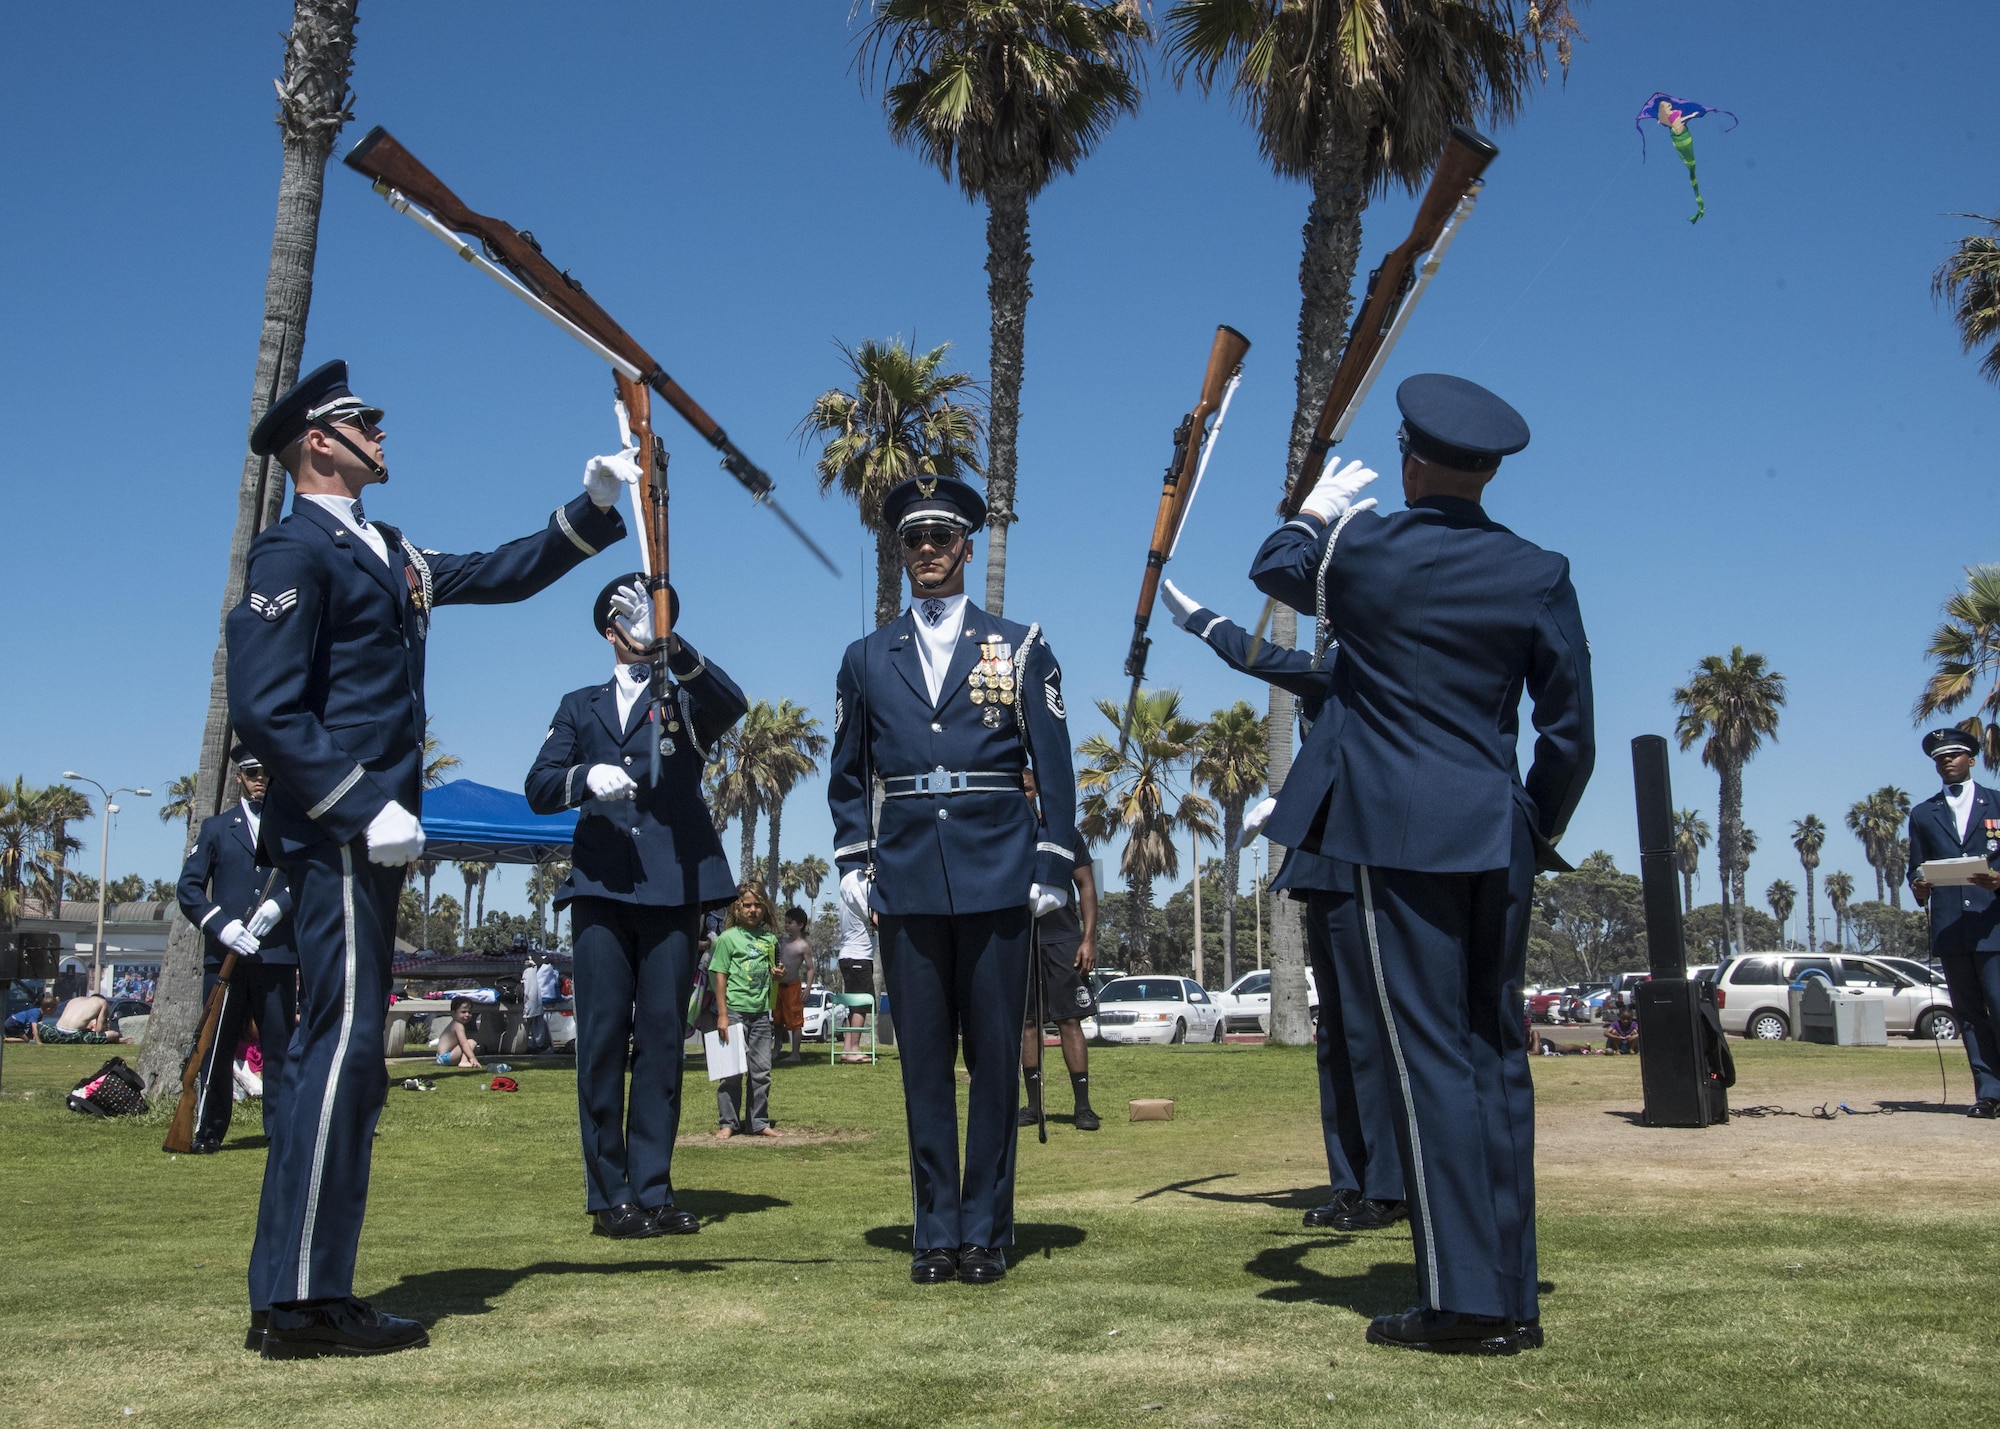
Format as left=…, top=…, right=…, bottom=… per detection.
left=957, top=1245, right=1007, bottom=1284
left=1302, top=1189, right=1361, bottom=1227
left=187, top=1137, right=222, bottom=1155
left=261, top=1298, right=428, bottom=1359
left=651, top=1205, right=700, bottom=1235
left=1366, top=1306, right=1518, bottom=1356
left=593, top=1203, right=664, bottom=1239
left=1968, top=1098, right=2000, bottom=1119
left=910, top=1248, right=959, bottom=1284
left=1017, top=1103, right=1042, bottom=1127
left=1072, top=1103, right=1101, bottom=1132
left=1516, top=1318, right=1544, bottom=1350
left=1331, top=1198, right=1408, bottom=1232
left=244, top=1310, right=268, bottom=1352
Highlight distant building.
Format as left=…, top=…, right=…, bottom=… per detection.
left=16, top=899, right=172, bottom=999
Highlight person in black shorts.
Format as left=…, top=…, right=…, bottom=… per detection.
left=1020, top=769, right=1101, bottom=1132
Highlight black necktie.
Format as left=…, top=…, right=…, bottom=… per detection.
left=351, top=500, right=369, bottom=529
left=922, top=599, right=945, bottom=626
left=1950, top=783, right=1965, bottom=798
left=625, top=663, right=652, bottom=684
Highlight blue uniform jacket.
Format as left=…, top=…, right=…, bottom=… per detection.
left=227, top=493, right=624, bottom=858
left=828, top=604, right=1077, bottom=916
left=175, top=805, right=297, bottom=967
left=525, top=643, right=746, bottom=911
left=1249, top=495, right=1594, bottom=875
left=1909, top=783, right=2000, bottom=955
left=1183, top=604, right=1352, bottom=897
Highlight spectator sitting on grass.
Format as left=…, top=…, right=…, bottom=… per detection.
left=1604, top=1006, right=1639, bottom=1055
left=36, top=994, right=129, bottom=1045
left=5, top=992, right=58, bottom=1041
left=434, top=997, right=484, bottom=1069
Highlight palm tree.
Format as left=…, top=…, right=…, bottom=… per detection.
left=0, top=780, right=48, bottom=927
left=1847, top=787, right=1912, bottom=906
left=1673, top=647, right=1786, bottom=961
left=1167, top=0, right=1580, bottom=1040
left=798, top=337, right=986, bottom=628
left=1913, top=565, right=2000, bottom=770
left=1847, top=794, right=1889, bottom=901
left=527, top=858, right=571, bottom=950
left=1077, top=688, right=1218, bottom=973
left=795, top=854, right=831, bottom=907
left=139, top=0, right=362, bottom=1100
left=1733, top=827, right=1758, bottom=936
left=777, top=861, right=804, bottom=910
left=1933, top=212, right=2000, bottom=385
left=1886, top=835, right=1910, bottom=910
left=1791, top=814, right=1826, bottom=951
left=1765, top=880, right=1796, bottom=947
left=37, top=784, right=91, bottom=908
left=1671, top=808, right=1711, bottom=913
left=1191, top=700, right=1267, bottom=985
left=710, top=720, right=765, bottom=877
left=1823, top=871, right=1855, bottom=949
left=421, top=720, right=461, bottom=789
left=758, top=701, right=828, bottom=901
left=455, top=860, right=494, bottom=939
left=857, top=0, right=1148, bottom=616
left=158, top=772, right=198, bottom=829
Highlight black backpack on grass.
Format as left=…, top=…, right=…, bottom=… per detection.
left=67, top=1056, right=148, bottom=1118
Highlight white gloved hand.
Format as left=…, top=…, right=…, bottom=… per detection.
left=1298, top=457, right=1380, bottom=524
left=608, top=582, right=655, bottom=647
left=1160, top=579, right=1202, bottom=631
left=365, top=800, right=425, bottom=866
left=246, top=899, right=283, bottom=939
left=1029, top=883, right=1069, bottom=919
left=839, top=869, right=874, bottom=921
left=1240, top=796, right=1279, bottom=842
left=219, top=920, right=261, bottom=959
left=583, top=446, right=641, bottom=509
left=586, top=764, right=639, bottom=800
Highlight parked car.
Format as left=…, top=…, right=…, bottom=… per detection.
left=1210, top=968, right=1319, bottom=1035
left=1874, top=956, right=1948, bottom=989
left=1526, top=989, right=1565, bottom=1024
left=801, top=987, right=834, bottom=1041
left=1711, top=953, right=1957, bottom=1041
left=1084, top=977, right=1223, bottom=1045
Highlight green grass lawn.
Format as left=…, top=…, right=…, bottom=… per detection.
left=2, top=1037, right=1994, bottom=1427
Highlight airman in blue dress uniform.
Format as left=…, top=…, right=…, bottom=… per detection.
left=1249, top=375, right=1593, bottom=1355
left=1907, top=726, right=2000, bottom=1119
left=174, top=746, right=296, bottom=1151
left=826, top=475, right=1077, bottom=1286
left=1157, top=581, right=1406, bottom=1232
left=227, top=359, right=629, bottom=1358
left=526, top=574, right=747, bottom=1237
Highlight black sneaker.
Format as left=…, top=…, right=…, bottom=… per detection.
left=1366, top=1306, right=1518, bottom=1356
left=1072, top=1103, right=1101, bottom=1132
left=1302, top=1188, right=1361, bottom=1228
left=261, top=1298, right=428, bottom=1359
left=1016, top=1103, right=1043, bottom=1127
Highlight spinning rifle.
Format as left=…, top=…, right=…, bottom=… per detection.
left=1117, top=325, right=1251, bottom=755
left=341, top=127, right=839, bottom=577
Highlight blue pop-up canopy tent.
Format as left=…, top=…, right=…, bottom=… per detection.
left=418, top=779, right=575, bottom=864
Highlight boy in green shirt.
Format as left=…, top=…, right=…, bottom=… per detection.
left=711, top=887, right=780, bottom=1138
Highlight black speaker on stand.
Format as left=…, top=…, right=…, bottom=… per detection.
left=1631, top=735, right=1732, bottom=1127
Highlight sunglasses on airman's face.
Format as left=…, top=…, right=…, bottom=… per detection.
left=901, top=525, right=963, bottom=551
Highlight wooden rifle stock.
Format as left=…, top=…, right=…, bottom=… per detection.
left=1117, top=325, right=1252, bottom=751
left=163, top=870, right=282, bottom=1154
left=615, top=372, right=674, bottom=784
left=1280, top=126, right=1498, bottom=518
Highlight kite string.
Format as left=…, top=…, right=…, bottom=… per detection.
left=1467, top=150, right=1635, bottom=362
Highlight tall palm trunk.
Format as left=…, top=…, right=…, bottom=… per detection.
left=1221, top=797, right=1245, bottom=986
left=765, top=796, right=784, bottom=900
left=1717, top=760, right=1744, bottom=960
left=1126, top=870, right=1153, bottom=973
left=1680, top=865, right=1695, bottom=917
left=1801, top=869, right=1816, bottom=951
left=476, top=870, right=488, bottom=927
left=875, top=528, right=903, bottom=629
left=420, top=862, right=435, bottom=946
left=981, top=184, right=1030, bottom=616
left=739, top=807, right=760, bottom=886
left=137, top=0, right=359, bottom=1096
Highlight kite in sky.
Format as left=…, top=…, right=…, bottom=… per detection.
left=1636, top=92, right=1738, bottom=224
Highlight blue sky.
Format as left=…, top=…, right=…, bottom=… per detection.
left=2, top=2, right=1991, bottom=940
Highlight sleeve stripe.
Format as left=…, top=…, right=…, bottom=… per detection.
left=834, top=841, right=875, bottom=859
left=198, top=907, right=220, bottom=930
left=1037, top=842, right=1073, bottom=860
left=305, top=764, right=366, bottom=821
left=554, top=504, right=598, bottom=556
left=1197, top=614, right=1226, bottom=641
left=564, top=766, right=580, bottom=807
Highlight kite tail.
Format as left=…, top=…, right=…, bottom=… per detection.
left=1670, top=126, right=1704, bottom=224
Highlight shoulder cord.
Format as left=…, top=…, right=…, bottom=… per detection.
left=1013, top=623, right=1044, bottom=765
left=376, top=523, right=435, bottom=638
left=1302, top=507, right=1362, bottom=737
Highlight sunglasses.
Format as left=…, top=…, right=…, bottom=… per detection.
left=901, top=524, right=963, bottom=551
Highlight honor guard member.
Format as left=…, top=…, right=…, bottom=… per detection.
left=174, top=746, right=297, bottom=1151
left=227, top=359, right=630, bottom=1358
left=827, top=475, right=1078, bottom=1286
left=526, top=574, right=747, bottom=1236
left=1249, top=375, right=1593, bottom=1355
left=1907, top=727, right=2000, bottom=1118
left=1157, top=580, right=1406, bottom=1231
left=1017, top=769, right=1102, bottom=1133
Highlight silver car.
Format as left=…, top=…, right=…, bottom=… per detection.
left=1713, top=953, right=1957, bottom=1041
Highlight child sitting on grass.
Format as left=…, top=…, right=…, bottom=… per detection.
left=435, top=997, right=484, bottom=1068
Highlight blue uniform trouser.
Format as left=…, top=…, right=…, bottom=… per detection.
left=1305, top=892, right=1406, bottom=1204
left=1939, top=949, right=2000, bottom=1102
left=248, top=844, right=399, bottom=1311
left=570, top=897, right=699, bottom=1212
left=1331, top=817, right=1538, bottom=1322
left=879, top=906, right=1031, bottom=1251
left=195, top=960, right=298, bottom=1145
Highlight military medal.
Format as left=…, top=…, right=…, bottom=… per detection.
left=660, top=734, right=677, bottom=757
left=982, top=705, right=1005, bottom=728
left=970, top=687, right=984, bottom=705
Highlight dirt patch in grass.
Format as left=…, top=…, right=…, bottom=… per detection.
left=677, top=1126, right=874, bottom=1147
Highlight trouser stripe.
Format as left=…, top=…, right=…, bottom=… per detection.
left=297, top=845, right=360, bottom=1301
left=1360, top=866, right=1440, bottom=1306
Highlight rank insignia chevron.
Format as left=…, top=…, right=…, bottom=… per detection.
left=249, top=589, right=298, bottom=622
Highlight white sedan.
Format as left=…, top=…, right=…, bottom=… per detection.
left=1084, top=977, right=1224, bottom=1045
left=1211, top=969, right=1319, bottom=1035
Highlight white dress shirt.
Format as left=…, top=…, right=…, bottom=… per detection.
left=912, top=592, right=967, bottom=706
left=1946, top=780, right=1977, bottom=841
left=301, top=493, right=389, bottom=566
left=613, top=661, right=652, bottom=731
left=240, top=798, right=261, bottom=846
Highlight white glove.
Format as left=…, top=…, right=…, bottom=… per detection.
left=1241, top=796, right=1278, bottom=841
left=1160, top=579, right=1201, bottom=631
left=1029, top=883, right=1069, bottom=919
left=246, top=899, right=283, bottom=938
left=608, top=583, right=655, bottom=646
left=583, top=446, right=641, bottom=509
left=1298, top=457, right=1380, bottom=524
left=218, top=920, right=261, bottom=958
left=365, top=801, right=425, bottom=866
left=586, top=764, right=639, bottom=800
left=840, top=869, right=873, bottom=920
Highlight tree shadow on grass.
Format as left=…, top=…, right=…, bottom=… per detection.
left=863, top=1222, right=1086, bottom=1267
left=1245, top=1238, right=1415, bottom=1313
left=378, top=1253, right=839, bottom=1325
left=1135, top=1173, right=1325, bottom=1209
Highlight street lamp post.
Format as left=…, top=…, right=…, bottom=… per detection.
left=62, top=774, right=151, bottom=996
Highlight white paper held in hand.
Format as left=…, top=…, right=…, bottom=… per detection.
left=704, top=1028, right=748, bottom=1081
left=1919, top=856, right=1990, bottom=887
